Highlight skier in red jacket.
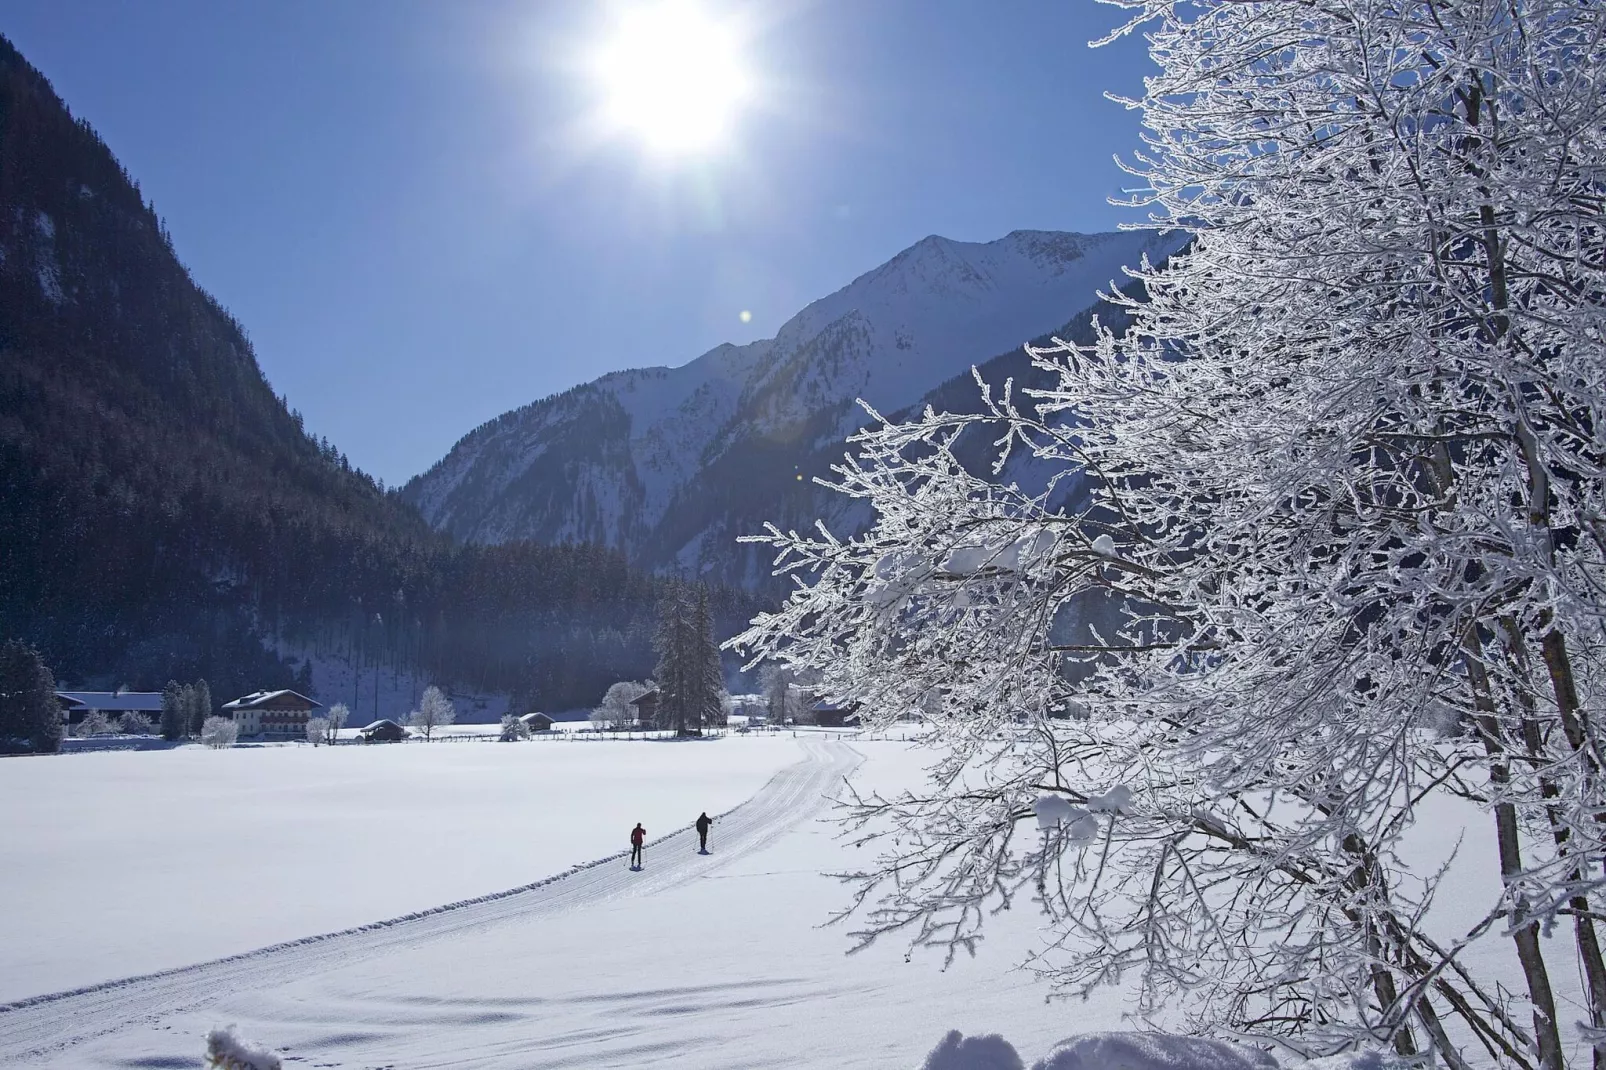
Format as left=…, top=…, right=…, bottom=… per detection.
left=629, top=823, right=646, bottom=869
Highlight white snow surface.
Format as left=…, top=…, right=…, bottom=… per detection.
left=0, top=737, right=797, bottom=1002
left=0, top=738, right=1554, bottom=1069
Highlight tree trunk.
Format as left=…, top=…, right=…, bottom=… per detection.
left=1465, top=627, right=1566, bottom=1070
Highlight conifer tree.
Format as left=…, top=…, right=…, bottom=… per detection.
left=193, top=679, right=212, bottom=736
left=691, top=586, right=725, bottom=733
left=159, top=680, right=184, bottom=741
left=652, top=584, right=692, bottom=734
left=0, top=639, right=62, bottom=753
left=179, top=683, right=198, bottom=740
left=653, top=584, right=724, bottom=736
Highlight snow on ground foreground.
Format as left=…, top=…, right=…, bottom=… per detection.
left=1, top=740, right=1502, bottom=1069
left=0, top=735, right=800, bottom=1002
left=917, top=1031, right=1395, bottom=1070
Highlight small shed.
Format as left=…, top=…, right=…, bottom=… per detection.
left=629, top=689, right=659, bottom=728
left=359, top=719, right=406, bottom=743
left=519, top=712, right=555, bottom=732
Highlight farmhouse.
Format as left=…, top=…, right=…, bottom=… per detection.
left=54, top=690, right=164, bottom=726
left=518, top=712, right=555, bottom=732
left=221, top=689, right=321, bottom=739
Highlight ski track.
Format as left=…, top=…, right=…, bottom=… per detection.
left=0, top=738, right=862, bottom=1065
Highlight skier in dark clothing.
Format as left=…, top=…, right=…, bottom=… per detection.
left=629, top=822, right=646, bottom=869
left=695, top=812, right=712, bottom=853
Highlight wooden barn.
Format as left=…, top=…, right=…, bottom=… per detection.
left=358, top=719, right=406, bottom=743
left=629, top=689, right=659, bottom=728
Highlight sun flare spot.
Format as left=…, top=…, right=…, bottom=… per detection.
left=590, top=2, right=751, bottom=155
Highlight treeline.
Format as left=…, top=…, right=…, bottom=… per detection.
left=0, top=34, right=760, bottom=710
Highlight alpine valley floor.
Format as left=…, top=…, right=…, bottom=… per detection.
left=0, top=735, right=1584, bottom=1069
left=0, top=737, right=1139, bottom=1068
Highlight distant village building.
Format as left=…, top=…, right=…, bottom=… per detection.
left=221, top=689, right=321, bottom=739
left=358, top=719, right=406, bottom=743
left=55, top=690, right=164, bottom=726
left=519, top=712, right=555, bottom=732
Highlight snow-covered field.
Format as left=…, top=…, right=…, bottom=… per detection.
left=1, top=736, right=1580, bottom=1068
left=0, top=736, right=799, bottom=1002
left=0, top=738, right=1132, bottom=1068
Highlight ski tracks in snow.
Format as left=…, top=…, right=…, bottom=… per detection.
left=0, top=738, right=861, bottom=1065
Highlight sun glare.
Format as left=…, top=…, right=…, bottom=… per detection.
left=590, top=2, right=750, bottom=155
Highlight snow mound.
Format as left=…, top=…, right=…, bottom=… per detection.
left=1292, top=1055, right=1397, bottom=1070
left=916, top=1031, right=1292, bottom=1070
left=205, top=1025, right=281, bottom=1070
left=919, top=1030, right=1025, bottom=1070
left=1030, top=1033, right=1278, bottom=1070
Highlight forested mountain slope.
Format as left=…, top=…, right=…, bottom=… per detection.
left=0, top=34, right=750, bottom=707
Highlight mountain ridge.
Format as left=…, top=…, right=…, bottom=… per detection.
left=401, top=226, right=1183, bottom=589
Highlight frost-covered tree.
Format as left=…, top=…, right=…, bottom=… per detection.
left=500, top=713, right=530, bottom=741
left=735, top=0, right=1606, bottom=1064
left=0, top=639, right=61, bottom=753
left=408, top=685, right=455, bottom=741
left=305, top=716, right=329, bottom=745
left=118, top=710, right=154, bottom=735
left=595, top=680, right=651, bottom=730
left=75, top=709, right=113, bottom=737
left=200, top=716, right=238, bottom=749
left=324, top=701, right=349, bottom=745
left=758, top=663, right=804, bottom=725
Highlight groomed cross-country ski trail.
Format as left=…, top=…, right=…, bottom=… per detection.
left=0, top=738, right=862, bottom=1066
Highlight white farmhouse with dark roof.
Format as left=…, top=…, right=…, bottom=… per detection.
left=220, top=690, right=321, bottom=739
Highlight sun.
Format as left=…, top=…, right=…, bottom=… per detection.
left=589, top=2, right=751, bottom=155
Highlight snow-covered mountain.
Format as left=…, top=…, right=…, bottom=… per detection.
left=401, top=228, right=1181, bottom=590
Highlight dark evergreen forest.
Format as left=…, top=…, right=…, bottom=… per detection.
left=0, top=34, right=758, bottom=709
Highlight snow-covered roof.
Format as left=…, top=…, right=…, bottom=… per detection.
left=221, top=689, right=321, bottom=711
left=519, top=712, right=554, bottom=723
left=361, top=719, right=402, bottom=731
left=55, top=691, right=164, bottom=713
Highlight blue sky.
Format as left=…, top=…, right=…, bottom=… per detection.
left=4, top=1, right=1154, bottom=486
